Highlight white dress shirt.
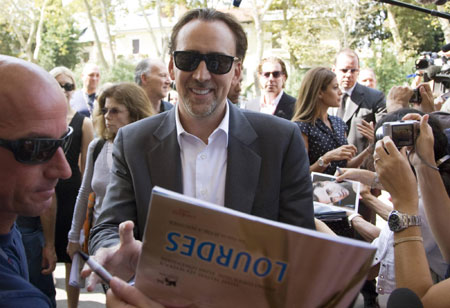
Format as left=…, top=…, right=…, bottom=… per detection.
left=175, top=103, right=229, bottom=206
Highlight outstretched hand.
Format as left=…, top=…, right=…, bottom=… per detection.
left=82, top=221, right=142, bottom=292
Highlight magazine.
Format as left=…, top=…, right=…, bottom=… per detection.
left=311, top=172, right=361, bottom=215
left=135, top=186, right=375, bottom=308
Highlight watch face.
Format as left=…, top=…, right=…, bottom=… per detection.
left=388, top=213, right=402, bottom=232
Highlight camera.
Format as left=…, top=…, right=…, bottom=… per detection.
left=375, top=120, right=420, bottom=148
left=409, top=88, right=422, bottom=104
left=415, top=51, right=450, bottom=97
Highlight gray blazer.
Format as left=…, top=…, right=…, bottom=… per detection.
left=343, top=83, right=386, bottom=153
left=89, top=102, right=315, bottom=252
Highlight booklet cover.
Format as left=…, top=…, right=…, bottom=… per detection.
left=311, top=172, right=361, bottom=215
left=135, top=186, right=375, bottom=308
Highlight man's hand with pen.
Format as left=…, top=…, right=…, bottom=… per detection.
left=80, top=220, right=163, bottom=307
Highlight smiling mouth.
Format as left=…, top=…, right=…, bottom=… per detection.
left=191, top=88, right=211, bottom=95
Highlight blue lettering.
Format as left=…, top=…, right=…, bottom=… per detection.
left=165, top=232, right=180, bottom=252
left=275, top=261, right=288, bottom=282
left=216, top=246, right=233, bottom=267
left=180, top=235, right=196, bottom=256
left=233, top=252, right=251, bottom=273
left=197, top=241, right=215, bottom=261
left=253, top=257, right=272, bottom=277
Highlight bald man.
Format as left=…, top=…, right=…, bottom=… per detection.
left=0, top=56, right=72, bottom=307
left=71, top=63, right=101, bottom=117
left=135, top=58, right=173, bottom=113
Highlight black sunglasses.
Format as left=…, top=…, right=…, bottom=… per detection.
left=60, top=83, right=75, bottom=92
left=262, top=71, right=283, bottom=78
left=0, top=127, right=73, bottom=165
left=173, top=51, right=239, bottom=75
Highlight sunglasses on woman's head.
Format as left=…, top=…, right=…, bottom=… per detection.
left=173, top=51, right=239, bottom=75
left=0, top=127, right=73, bottom=165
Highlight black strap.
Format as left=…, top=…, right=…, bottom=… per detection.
left=93, top=139, right=106, bottom=163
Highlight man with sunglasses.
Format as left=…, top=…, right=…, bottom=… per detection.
left=246, top=56, right=296, bottom=120
left=0, top=56, right=72, bottom=307
left=86, top=8, right=314, bottom=304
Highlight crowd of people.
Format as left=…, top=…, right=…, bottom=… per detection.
left=1, top=7, right=450, bottom=308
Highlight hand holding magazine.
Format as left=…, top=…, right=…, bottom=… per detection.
left=135, top=186, right=375, bottom=308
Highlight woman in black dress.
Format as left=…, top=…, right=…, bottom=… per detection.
left=49, top=67, right=94, bottom=308
left=292, top=67, right=373, bottom=175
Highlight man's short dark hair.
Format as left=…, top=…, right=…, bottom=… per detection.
left=257, top=56, right=289, bottom=80
left=169, top=8, right=248, bottom=61
left=134, top=59, right=151, bottom=86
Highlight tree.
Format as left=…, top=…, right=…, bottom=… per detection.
left=38, top=3, right=83, bottom=70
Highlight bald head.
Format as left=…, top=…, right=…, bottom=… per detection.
left=0, top=56, right=70, bottom=224
left=82, top=63, right=100, bottom=94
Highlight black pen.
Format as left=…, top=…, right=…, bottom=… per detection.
left=78, top=251, right=113, bottom=285
left=336, top=166, right=343, bottom=176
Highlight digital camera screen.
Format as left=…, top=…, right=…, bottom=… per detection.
left=392, top=124, right=414, bottom=146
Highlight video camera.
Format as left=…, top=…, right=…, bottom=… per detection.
left=415, top=50, right=450, bottom=97
left=375, top=120, right=420, bottom=148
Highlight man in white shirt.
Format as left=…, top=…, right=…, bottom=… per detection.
left=86, top=9, right=314, bottom=302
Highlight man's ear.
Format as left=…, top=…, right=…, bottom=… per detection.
left=141, top=73, right=147, bottom=85
left=168, top=56, right=175, bottom=80
left=332, top=66, right=336, bottom=73
left=232, top=61, right=242, bottom=84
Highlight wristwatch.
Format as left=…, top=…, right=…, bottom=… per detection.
left=318, top=156, right=329, bottom=168
left=388, top=210, right=421, bottom=232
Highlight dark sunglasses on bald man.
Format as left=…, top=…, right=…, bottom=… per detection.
left=0, top=126, right=73, bottom=165
left=59, top=83, right=75, bottom=92
left=173, top=51, right=239, bottom=75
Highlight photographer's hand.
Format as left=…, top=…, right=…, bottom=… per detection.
left=374, top=137, right=418, bottom=211
left=401, top=113, right=435, bottom=168
left=386, top=86, right=412, bottom=112
left=415, top=83, right=435, bottom=113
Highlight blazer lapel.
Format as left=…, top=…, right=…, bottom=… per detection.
left=146, top=109, right=183, bottom=194
left=225, top=103, right=261, bottom=214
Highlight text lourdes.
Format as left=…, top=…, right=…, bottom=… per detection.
left=165, top=231, right=288, bottom=283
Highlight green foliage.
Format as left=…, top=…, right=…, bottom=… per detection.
left=0, top=24, right=20, bottom=56
left=364, top=44, right=416, bottom=94
left=352, top=3, right=391, bottom=48
left=101, top=58, right=136, bottom=83
left=38, top=4, right=83, bottom=71
left=389, top=0, right=444, bottom=54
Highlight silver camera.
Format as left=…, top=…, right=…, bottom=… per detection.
left=375, top=120, right=420, bottom=148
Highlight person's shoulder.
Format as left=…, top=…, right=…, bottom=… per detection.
left=0, top=268, right=52, bottom=307
left=357, top=83, right=384, bottom=98
left=294, top=120, right=312, bottom=134
left=329, top=115, right=346, bottom=125
left=239, top=108, right=298, bottom=134
left=282, top=92, right=297, bottom=103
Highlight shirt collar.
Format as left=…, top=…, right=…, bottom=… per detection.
left=175, top=101, right=230, bottom=146
left=343, top=83, right=357, bottom=97
left=262, top=90, right=284, bottom=106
